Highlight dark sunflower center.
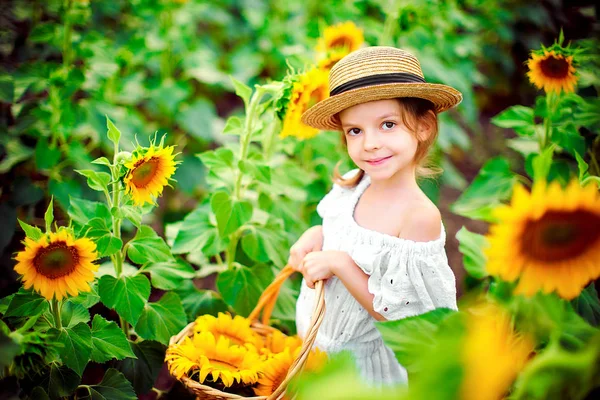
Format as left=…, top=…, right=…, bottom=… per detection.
left=33, top=241, right=79, bottom=279
left=540, top=56, right=569, bottom=79
left=329, top=37, right=352, bottom=49
left=521, top=210, right=600, bottom=262
left=131, top=157, right=159, bottom=187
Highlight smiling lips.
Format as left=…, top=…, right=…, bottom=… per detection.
left=366, top=156, right=392, bottom=165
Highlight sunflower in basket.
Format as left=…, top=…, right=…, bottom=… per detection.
left=166, top=330, right=261, bottom=388
left=194, top=312, right=264, bottom=348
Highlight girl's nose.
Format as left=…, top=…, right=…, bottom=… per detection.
left=362, top=130, right=381, bottom=150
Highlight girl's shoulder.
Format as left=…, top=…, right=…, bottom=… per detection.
left=399, top=203, right=442, bottom=242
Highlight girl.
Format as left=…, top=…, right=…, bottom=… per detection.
left=288, top=46, right=460, bottom=386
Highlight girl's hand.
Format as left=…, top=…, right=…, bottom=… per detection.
left=300, top=250, right=348, bottom=289
left=288, top=225, right=323, bottom=272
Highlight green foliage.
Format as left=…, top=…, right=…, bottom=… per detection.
left=98, top=275, right=151, bottom=326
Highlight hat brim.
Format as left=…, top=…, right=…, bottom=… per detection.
left=301, top=82, right=463, bottom=131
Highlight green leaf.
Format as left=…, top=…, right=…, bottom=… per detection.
left=171, top=204, right=223, bottom=255
left=35, top=139, right=61, bottom=170
left=91, top=157, right=112, bottom=167
left=5, top=288, right=49, bottom=318
left=575, top=152, right=589, bottom=182
left=177, top=99, right=216, bottom=141
left=532, top=144, right=555, bottom=182
left=230, top=76, right=252, bottom=109
left=28, top=387, right=50, bottom=400
left=40, top=364, right=80, bottom=399
left=116, top=205, right=142, bottom=228
left=376, top=308, right=456, bottom=374
left=571, top=285, right=600, bottom=327
left=84, top=368, right=136, bottom=400
left=69, top=282, right=100, bottom=308
left=83, top=217, right=122, bottom=257
left=127, top=226, right=174, bottom=265
left=60, top=301, right=91, bottom=328
left=217, top=264, right=274, bottom=317
left=491, top=105, right=535, bottom=135
left=135, top=292, right=187, bottom=345
left=106, top=117, right=121, bottom=147
left=210, top=191, right=253, bottom=237
left=174, top=281, right=229, bottom=321
left=552, top=125, right=586, bottom=158
left=18, top=219, right=44, bottom=240
left=197, top=147, right=235, bottom=172
left=98, top=275, right=150, bottom=326
left=239, top=159, right=271, bottom=184
left=0, top=326, right=20, bottom=369
left=456, top=227, right=489, bottom=279
left=0, top=138, right=33, bottom=173
left=68, top=198, right=112, bottom=228
left=91, top=315, right=136, bottom=363
left=222, top=115, right=243, bottom=136
left=144, top=261, right=195, bottom=291
left=74, top=169, right=112, bottom=192
left=44, top=197, right=54, bottom=233
left=115, top=340, right=165, bottom=395
left=450, top=157, right=517, bottom=222
left=241, top=222, right=288, bottom=267
left=52, top=322, right=92, bottom=376
left=0, top=74, right=14, bottom=103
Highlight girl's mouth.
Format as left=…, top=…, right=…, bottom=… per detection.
left=366, top=156, right=392, bottom=166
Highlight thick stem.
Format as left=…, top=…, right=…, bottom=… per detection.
left=51, top=298, right=62, bottom=330
left=262, top=116, right=281, bottom=161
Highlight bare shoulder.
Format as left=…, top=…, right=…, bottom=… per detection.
left=399, top=203, right=442, bottom=242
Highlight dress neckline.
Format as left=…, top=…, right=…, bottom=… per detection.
left=347, top=172, right=446, bottom=248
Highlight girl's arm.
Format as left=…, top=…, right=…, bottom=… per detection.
left=333, top=255, right=387, bottom=322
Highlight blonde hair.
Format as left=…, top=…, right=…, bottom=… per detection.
left=332, top=97, right=442, bottom=188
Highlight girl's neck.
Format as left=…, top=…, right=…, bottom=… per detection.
left=367, top=165, right=420, bottom=197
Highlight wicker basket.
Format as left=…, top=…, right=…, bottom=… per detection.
left=167, top=266, right=326, bottom=400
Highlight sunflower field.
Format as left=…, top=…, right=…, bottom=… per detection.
left=1, top=0, right=599, bottom=399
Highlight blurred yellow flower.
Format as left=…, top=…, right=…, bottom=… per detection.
left=316, top=21, right=364, bottom=54
left=194, top=313, right=263, bottom=349
left=526, top=50, right=578, bottom=94
left=461, top=302, right=534, bottom=400
left=124, top=143, right=178, bottom=206
left=14, top=230, right=98, bottom=301
left=280, top=68, right=329, bottom=140
left=262, top=329, right=303, bottom=356
left=165, top=331, right=260, bottom=387
left=485, top=180, right=600, bottom=300
left=317, top=48, right=348, bottom=71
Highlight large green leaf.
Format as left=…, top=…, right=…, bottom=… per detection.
left=450, top=157, right=517, bottom=222
left=18, top=219, right=44, bottom=240
left=143, top=261, right=195, bottom=291
left=571, top=285, right=600, bottom=327
left=98, top=275, right=150, bottom=326
left=69, top=282, right=100, bottom=308
left=491, top=105, right=535, bottom=136
left=40, top=364, right=80, bottom=399
left=115, top=340, right=166, bottom=395
left=456, top=227, right=489, bottom=279
left=376, top=308, right=456, bottom=374
left=241, top=221, right=288, bottom=268
left=171, top=204, right=223, bottom=255
left=230, top=76, right=252, bottom=108
left=82, top=368, right=136, bottom=400
left=68, top=198, right=112, bottom=229
left=60, top=301, right=91, bottom=329
left=91, top=315, right=136, bottom=363
left=135, top=292, right=187, bottom=345
left=51, top=322, right=92, bottom=376
left=83, top=217, right=123, bottom=257
left=35, top=139, right=61, bottom=170
left=5, top=288, right=49, bottom=318
left=174, top=280, right=229, bottom=321
left=210, top=191, right=253, bottom=237
left=238, top=159, right=271, bottom=184
left=177, top=99, right=216, bottom=141
left=127, top=226, right=174, bottom=265
left=74, top=169, right=112, bottom=192
left=217, top=264, right=274, bottom=317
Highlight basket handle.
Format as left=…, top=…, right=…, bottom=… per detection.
left=248, top=265, right=296, bottom=325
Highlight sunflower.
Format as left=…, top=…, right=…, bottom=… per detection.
left=526, top=49, right=578, bottom=94
left=461, top=302, right=534, bottom=400
left=123, top=143, right=178, bottom=206
left=262, top=330, right=303, bottom=356
left=193, top=313, right=263, bottom=348
left=279, top=68, right=329, bottom=140
left=165, top=331, right=261, bottom=387
left=254, top=346, right=327, bottom=396
left=485, top=180, right=600, bottom=300
left=317, top=48, right=348, bottom=72
left=14, top=230, right=98, bottom=301
left=315, top=21, right=364, bottom=54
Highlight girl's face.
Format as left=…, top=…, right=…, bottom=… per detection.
left=339, top=99, right=420, bottom=181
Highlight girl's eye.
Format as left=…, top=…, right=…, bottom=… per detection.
left=347, top=128, right=361, bottom=136
left=382, top=121, right=396, bottom=130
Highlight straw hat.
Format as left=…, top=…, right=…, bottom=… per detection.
left=301, top=46, right=463, bottom=131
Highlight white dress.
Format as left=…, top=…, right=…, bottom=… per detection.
left=295, top=169, right=458, bottom=386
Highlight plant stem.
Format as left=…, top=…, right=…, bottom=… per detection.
left=226, top=230, right=242, bottom=270
left=262, top=116, right=281, bottom=161
left=542, top=92, right=557, bottom=151
left=62, top=0, right=73, bottom=68
left=51, top=298, right=62, bottom=330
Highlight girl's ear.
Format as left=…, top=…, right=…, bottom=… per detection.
left=417, top=110, right=436, bottom=141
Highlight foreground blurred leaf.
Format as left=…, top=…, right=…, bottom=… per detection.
left=571, top=285, right=600, bottom=328
left=91, top=315, right=136, bottom=363
left=135, top=292, right=187, bottom=345
left=115, top=340, right=166, bottom=395
left=98, top=275, right=150, bottom=326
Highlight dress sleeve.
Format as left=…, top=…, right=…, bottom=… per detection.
left=351, top=243, right=458, bottom=321
left=316, top=169, right=360, bottom=219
